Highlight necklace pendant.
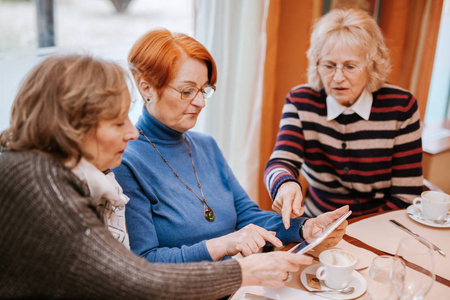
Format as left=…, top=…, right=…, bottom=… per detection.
left=204, top=207, right=215, bottom=222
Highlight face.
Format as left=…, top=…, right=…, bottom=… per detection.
left=81, top=91, right=139, bottom=171
left=144, top=56, right=209, bottom=133
left=319, top=44, right=369, bottom=107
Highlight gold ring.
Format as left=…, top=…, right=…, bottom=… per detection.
left=283, top=272, right=292, bottom=282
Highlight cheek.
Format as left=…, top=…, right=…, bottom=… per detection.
left=320, top=74, right=331, bottom=90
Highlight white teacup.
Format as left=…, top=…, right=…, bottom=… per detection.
left=316, top=248, right=358, bottom=289
left=413, top=191, right=450, bottom=222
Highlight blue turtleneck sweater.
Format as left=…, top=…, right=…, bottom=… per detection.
left=113, top=108, right=306, bottom=263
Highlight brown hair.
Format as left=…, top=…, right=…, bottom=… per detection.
left=307, top=9, right=391, bottom=92
left=0, top=54, right=129, bottom=166
left=128, top=28, right=217, bottom=98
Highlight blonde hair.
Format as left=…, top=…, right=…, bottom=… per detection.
left=0, top=54, right=130, bottom=166
left=307, top=8, right=390, bottom=92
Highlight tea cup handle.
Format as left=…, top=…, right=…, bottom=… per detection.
left=413, top=197, right=422, bottom=208
left=316, top=266, right=327, bottom=280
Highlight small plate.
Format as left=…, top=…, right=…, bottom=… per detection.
left=300, top=264, right=367, bottom=299
left=406, top=205, right=450, bottom=228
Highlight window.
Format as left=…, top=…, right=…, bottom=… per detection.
left=0, top=0, right=194, bottom=131
left=425, top=0, right=450, bottom=123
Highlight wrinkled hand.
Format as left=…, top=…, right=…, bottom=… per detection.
left=272, top=181, right=304, bottom=229
left=206, top=224, right=283, bottom=261
left=238, top=251, right=313, bottom=287
left=302, top=205, right=349, bottom=248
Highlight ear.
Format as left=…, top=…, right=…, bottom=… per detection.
left=138, top=80, right=157, bottom=101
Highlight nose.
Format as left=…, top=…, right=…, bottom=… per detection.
left=125, top=120, right=139, bottom=141
left=191, top=91, right=206, bottom=108
left=332, top=67, right=345, bottom=82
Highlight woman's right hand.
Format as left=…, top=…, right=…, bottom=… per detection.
left=206, top=224, right=283, bottom=261
left=238, top=251, right=313, bottom=287
left=272, top=181, right=304, bottom=230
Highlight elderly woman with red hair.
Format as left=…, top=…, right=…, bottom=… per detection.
left=113, top=28, right=348, bottom=264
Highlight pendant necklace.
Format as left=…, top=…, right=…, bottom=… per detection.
left=140, top=130, right=215, bottom=222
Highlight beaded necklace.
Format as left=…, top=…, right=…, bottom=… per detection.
left=140, top=130, right=215, bottom=222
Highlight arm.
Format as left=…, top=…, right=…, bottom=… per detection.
left=264, top=93, right=307, bottom=227
left=382, top=95, right=423, bottom=210
left=0, top=152, right=241, bottom=299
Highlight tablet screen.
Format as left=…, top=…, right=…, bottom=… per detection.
left=289, top=210, right=352, bottom=255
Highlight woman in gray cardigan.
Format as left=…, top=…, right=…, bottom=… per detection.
left=0, top=54, right=315, bottom=299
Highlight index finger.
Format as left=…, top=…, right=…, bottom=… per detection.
left=281, top=198, right=293, bottom=229
left=258, top=228, right=283, bottom=248
left=328, top=205, right=350, bottom=220
left=281, top=252, right=314, bottom=266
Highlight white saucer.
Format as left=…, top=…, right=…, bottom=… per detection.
left=300, top=264, right=367, bottom=299
left=406, top=205, right=450, bottom=228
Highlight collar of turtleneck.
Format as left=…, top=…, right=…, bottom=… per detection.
left=136, top=106, right=185, bottom=143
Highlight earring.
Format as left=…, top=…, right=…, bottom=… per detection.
left=146, top=98, right=150, bottom=102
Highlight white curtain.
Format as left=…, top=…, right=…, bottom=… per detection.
left=194, top=0, right=269, bottom=202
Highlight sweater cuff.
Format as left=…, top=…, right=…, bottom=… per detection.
left=181, top=241, right=214, bottom=262
left=270, top=175, right=302, bottom=201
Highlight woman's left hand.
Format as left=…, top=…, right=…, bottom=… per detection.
left=302, top=205, right=349, bottom=248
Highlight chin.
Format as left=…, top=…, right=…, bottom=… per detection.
left=108, top=158, right=122, bottom=170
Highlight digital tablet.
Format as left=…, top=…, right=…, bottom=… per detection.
left=289, top=210, right=352, bottom=255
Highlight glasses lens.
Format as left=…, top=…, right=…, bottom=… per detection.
left=318, top=64, right=335, bottom=76
left=343, top=64, right=359, bottom=74
left=319, top=63, right=362, bottom=76
left=202, top=86, right=215, bottom=99
left=180, top=87, right=199, bottom=100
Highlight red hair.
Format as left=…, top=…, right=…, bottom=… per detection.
left=128, top=28, right=217, bottom=96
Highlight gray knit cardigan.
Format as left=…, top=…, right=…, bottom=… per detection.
left=0, top=151, right=241, bottom=299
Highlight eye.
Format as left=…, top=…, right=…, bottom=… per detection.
left=344, top=64, right=357, bottom=71
left=182, top=87, right=197, bottom=97
left=322, top=63, right=335, bottom=70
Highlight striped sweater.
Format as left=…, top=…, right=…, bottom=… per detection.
left=264, top=84, right=423, bottom=218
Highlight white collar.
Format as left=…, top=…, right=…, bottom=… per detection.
left=326, top=89, right=373, bottom=121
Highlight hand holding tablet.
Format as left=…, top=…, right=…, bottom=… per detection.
left=289, top=210, right=352, bottom=255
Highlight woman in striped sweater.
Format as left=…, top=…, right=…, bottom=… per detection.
left=264, top=8, right=423, bottom=226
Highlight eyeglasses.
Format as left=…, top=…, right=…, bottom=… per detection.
left=167, top=85, right=216, bottom=101
left=317, top=62, right=365, bottom=77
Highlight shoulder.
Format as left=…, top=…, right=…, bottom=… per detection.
left=186, top=131, right=218, bottom=147
left=285, top=84, right=326, bottom=111
left=288, top=84, right=321, bottom=96
left=186, top=131, right=227, bottom=162
left=1, top=150, right=66, bottom=177
left=374, top=84, right=417, bottom=109
left=375, top=84, right=415, bottom=102
left=0, top=150, right=88, bottom=200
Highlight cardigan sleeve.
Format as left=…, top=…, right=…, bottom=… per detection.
left=264, top=93, right=305, bottom=200
left=382, top=95, right=423, bottom=210
left=0, top=151, right=242, bottom=299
